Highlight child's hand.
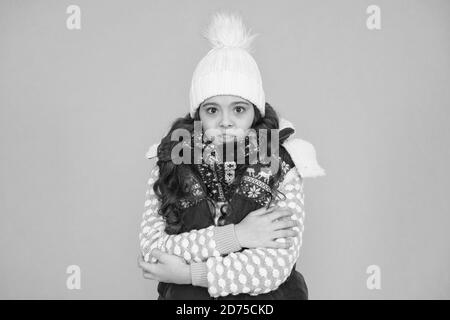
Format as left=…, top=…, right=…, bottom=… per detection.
left=234, top=206, right=300, bottom=249
left=138, top=250, right=191, bottom=285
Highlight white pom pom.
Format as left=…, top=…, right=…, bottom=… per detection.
left=202, top=12, right=258, bottom=51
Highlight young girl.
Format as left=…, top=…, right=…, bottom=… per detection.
left=138, top=12, right=325, bottom=300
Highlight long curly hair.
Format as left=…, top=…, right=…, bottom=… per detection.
left=153, top=102, right=282, bottom=234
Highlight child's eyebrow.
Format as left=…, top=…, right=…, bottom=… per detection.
left=201, top=101, right=250, bottom=108
left=201, top=102, right=220, bottom=107
left=231, top=101, right=250, bottom=106
left=201, top=101, right=250, bottom=107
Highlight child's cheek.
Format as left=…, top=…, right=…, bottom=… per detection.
left=236, top=117, right=254, bottom=132
left=201, top=117, right=220, bottom=131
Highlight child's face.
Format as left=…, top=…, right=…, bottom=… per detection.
left=199, top=95, right=255, bottom=144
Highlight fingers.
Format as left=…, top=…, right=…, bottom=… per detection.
left=150, top=249, right=164, bottom=262
left=272, top=219, right=300, bottom=231
left=137, top=254, right=144, bottom=267
left=273, top=229, right=299, bottom=239
left=268, top=239, right=293, bottom=249
left=151, top=249, right=176, bottom=265
left=274, top=216, right=292, bottom=222
left=143, top=272, right=157, bottom=280
left=139, top=259, right=156, bottom=273
left=266, top=208, right=295, bottom=221
left=138, top=254, right=152, bottom=269
left=250, top=206, right=275, bottom=216
left=139, top=256, right=163, bottom=281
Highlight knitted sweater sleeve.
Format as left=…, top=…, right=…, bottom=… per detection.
left=190, top=168, right=306, bottom=297
left=139, top=165, right=242, bottom=264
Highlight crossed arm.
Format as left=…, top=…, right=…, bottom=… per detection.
left=139, top=165, right=306, bottom=297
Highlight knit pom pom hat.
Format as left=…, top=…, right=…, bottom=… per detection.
left=189, top=12, right=266, bottom=118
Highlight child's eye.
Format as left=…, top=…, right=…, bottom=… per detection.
left=234, top=106, right=246, bottom=113
left=206, top=107, right=218, bottom=114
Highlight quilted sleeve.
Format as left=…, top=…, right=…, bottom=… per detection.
left=191, top=168, right=306, bottom=297
left=139, top=165, right=242, bottom=264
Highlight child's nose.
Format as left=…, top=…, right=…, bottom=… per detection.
left=219, top=112, right=234, bottom=128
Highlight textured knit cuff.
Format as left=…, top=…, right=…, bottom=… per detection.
left=190, top=262, right=208, bottom=288
left=214, top=224, right=242, bottom=254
